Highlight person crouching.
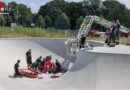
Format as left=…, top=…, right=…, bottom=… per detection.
left=14, top=60, right=22, bottom=77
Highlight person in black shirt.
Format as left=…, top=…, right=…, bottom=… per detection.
left=116, top=20, right=120, bottom=45
left=55, top=59, right=62, bottom=73
left=36, top=56, right=42, bottom=65
left=110, top=20, right=117, bottom=47
left=36, top=56, right=42, bottom=71
left=80, top=35, right=86, bottom=48
left=41, top=58, right=45, bottom=66
left=30, top=56, right=42, bottom=73
left=26, top=49, right=32, bottom=69
left=14, top=60, right=22, bottom=77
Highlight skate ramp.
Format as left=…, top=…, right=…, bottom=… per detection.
left=67, top=52, right=130, bottom=90
left=28, top=39, right=105, bottom=62
left=38, top=51, right=130, bottom=90
left=0, top=39, right=129, bottom=90
left=88, top=40, right=104, bottom=47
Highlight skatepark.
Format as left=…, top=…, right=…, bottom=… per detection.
left=0, top=0, right=130, bottom=89
left=0, top=38, right=130, bottom=90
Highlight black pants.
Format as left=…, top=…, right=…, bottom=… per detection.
left=80, top=42, right=85, bottom=48
left=55, top=67, right=62, bottom=73
left=14, top=71, right=22, bottom=77
left=116, top=31, right=119, bottom=44
left=110, top=32, right=116, bottom=46
left=105, top=38, right=109, bottom=44
left=27, top=59, right=32, bottom=69
left=27, top=59, right=32, bottom=64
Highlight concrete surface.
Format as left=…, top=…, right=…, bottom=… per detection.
left=0, top=38, right=129, bottom=90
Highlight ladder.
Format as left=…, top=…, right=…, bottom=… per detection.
left=94, top=16, right=129, bottom=33
left=77, top=15, right=129, bottom=39
left=65, top=15, right=130, bottom=56
left=77, top=16, right=94, bottom=39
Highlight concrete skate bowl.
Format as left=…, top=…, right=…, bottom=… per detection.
left=0, top=38, right=129, bottom=90
left=31, top=51, right=129, bottom=90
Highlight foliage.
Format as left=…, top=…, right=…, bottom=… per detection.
left=55, top=13, right=70, bottom=30
left=0, top=26, right=73, bottom=38
left=35, top=15, right=46, bottom=28
left=0, top=14, right=5, bottom=26
left=44, top=15, right=52, bottom=28
left=0, top=0, right=130, bottom=30
left=75, top=16, right=84, bottom=29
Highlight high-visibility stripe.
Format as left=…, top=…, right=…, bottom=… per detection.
left=78, top=17, right=86, bottom=35
left=83, top=17, right=93, bottom=34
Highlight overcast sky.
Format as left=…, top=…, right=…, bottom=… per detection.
left=2, top=0, right=130, bottom=13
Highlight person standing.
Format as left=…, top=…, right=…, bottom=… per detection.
left=80, top=35, right=86, bottom=48
left=14, top=60, right=22, bottom=77
left=116, top=20, right=120, bottom=45
left=110, top=20, right=117, bottom=47
left=26, top=49, right=32, bottom=69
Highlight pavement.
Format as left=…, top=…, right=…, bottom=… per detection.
left=0, top=38, right=130, bottom=90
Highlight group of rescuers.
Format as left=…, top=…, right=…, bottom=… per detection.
left=14, top=49, right=65, bottom=77
left=105, top=20, right=120, bottom=47
left=80, top=20, right=120, bottom=48
left=14, top=20, right=120, bottom=77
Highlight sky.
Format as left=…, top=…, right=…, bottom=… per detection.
left=1, top=0, right=130, bottom=13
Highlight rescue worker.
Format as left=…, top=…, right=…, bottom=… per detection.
left=26, top=49, right=32, bottom=69
left=80, top=35, right=86, bottom=48
left=116, top=20, right=120, bottom=45
left=30, top=56, right=42, bottom=73
left=110, top=20, right=117, bottom=47
left=14, top=60, right=22, bottom=77
left=55, top=59, right=62, bottom=73
left=105, top=29, right=110, bottom=45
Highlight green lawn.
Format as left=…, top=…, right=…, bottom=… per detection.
left=0, top=26, right=73, bottom=38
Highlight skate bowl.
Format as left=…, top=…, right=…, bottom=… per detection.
left=0, top=38, right=130, bottom=90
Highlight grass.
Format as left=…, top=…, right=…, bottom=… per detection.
left=0, top=26, right=129, bottom=45
left=128, top=36, right=130, bottom=41
left=0, top=26, right=73, bottom=38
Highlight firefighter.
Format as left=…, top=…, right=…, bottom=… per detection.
left=115, top=20, right=120, bottom=45
left=110, top=20, right=117, bottom=47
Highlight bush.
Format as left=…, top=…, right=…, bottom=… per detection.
left=0, top=26, right=73, bottom=38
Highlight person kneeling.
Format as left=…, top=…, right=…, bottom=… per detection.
left=14, top=60, right=22, bottom=78
left=55, top=60, right=62, bottom=73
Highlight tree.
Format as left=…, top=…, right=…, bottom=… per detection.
left=125, top=9, right=130, bottom=28
left=44, top=15, right=52, bottom=28
left=17, top=4, right=32, bottom=26
left=55, top=13, right=70, bottom=30
left=75, top=16, right=84, bottom=29
left=14, top=9, right=21, bottom=25
left=102, top=0, right=120, bottom=19
left=35, top=15, right=46, bottom=28
left=38, top=1, right=62, bottom=25
left=8, top=1, right=18, bottom=22
left=0, top=14, right=5, bottom=27
left=107, top=3, right=129, bottom=26
left=4, top=15, right=12, bottom=26
left=8, top=2, right=33, bottom=26
left=83, top=0, right=102, bottom=15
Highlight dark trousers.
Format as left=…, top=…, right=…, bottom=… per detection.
left=105, top=38, right=110, bottom=44
left=110, top=32, right=116, bottom=46
left=27, top=59, right=32, bottom=69
left=14, top=71, right=22, bottom=77
left=116, top=31, right=119, bottom=44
